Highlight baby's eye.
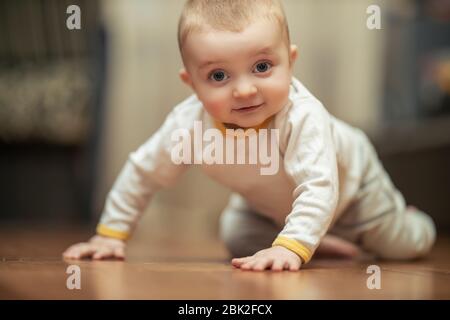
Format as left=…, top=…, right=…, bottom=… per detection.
left=253, top=61, right=272, bottom=73
left=209, top=70, right=229, bottom=82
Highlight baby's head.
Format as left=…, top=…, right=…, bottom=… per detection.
left=178, top=0, right=298, bottom=129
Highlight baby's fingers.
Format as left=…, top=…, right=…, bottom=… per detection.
left=113, top=247, right=125, bottom=260
left=240, top=259, right=258, bottom=270
left=231, top=256, right=252, bottom=267
left=287, top=259, right=302, bottom=271
left=92, top=247, right=115, bottom=260
left=271, top=259, right=287, bottom=271
left=253, top=258, right=272, bottom=271
left=64, top=243, right=96, bottom=260
left=62, top=249, right=76, bottom=259
left=63, top=242, right=86, bottom=256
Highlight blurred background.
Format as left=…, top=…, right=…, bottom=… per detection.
left=0, top=0, right=449, bottom=246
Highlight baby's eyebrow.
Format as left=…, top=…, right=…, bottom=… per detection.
left=254, top=46, right=275, bottom=55
left=197, top=47, right=276, bottom=70
left=199, top=60, right=225, bottom=70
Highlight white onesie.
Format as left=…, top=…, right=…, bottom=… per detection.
left=97, top=77, right=436, bottom=263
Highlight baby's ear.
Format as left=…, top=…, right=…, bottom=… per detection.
left=179, top=68, right=193, bottom=88
left=289, top=45, right=298, bottom=68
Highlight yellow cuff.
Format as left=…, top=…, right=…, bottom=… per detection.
left=272, top=236, right=312, bottom=263
left=96, top=224, right=130, bottom=240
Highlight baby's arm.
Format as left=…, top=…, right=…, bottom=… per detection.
left=63, top=105, right=192, bottom=260
left=233, top=100, right=339, bottom=271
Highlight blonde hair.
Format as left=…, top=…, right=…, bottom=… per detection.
left=178, top=0, right=290, bottom=53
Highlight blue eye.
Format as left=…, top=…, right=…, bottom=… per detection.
left=209, top=70, right=228, bottom=82
left=254, top=62, right=272, bottom=73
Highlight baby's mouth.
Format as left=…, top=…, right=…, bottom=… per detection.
left=233, top=103, right=264, bottom=113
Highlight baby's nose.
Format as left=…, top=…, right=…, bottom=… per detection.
left=233, top=82, right=257, bottom=99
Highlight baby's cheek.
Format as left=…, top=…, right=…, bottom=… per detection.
left=196, top=86, right=227, bottom=111
left=265, top=80, right=290, bottom=107
left=202, top=97, right=228, bottom=118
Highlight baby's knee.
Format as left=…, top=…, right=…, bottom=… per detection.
left=220, top=230, right=256, bottom=258
left=219, top=210, right=279, bottom=258
left=362, top=209, right=436, bottom=260
left=402, top=211, right=436, bottom=259
left=219, top=223, right=265, bottom=258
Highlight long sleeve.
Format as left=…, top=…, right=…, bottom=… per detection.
left=272, top=98, right=339, bottom=263
left=96, top=98, right=200, bottom=240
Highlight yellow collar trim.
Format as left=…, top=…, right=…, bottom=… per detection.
left=214, top=116, right=274, bottom=137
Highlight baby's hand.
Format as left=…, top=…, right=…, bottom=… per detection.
left=231, top=246, right=302, bottom=271
left=62, top=235, right=126, bottom=260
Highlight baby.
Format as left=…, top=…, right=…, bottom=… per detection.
left=63, top=0, right=436, bottom=271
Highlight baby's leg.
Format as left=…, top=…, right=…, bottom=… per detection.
left=360, top=206, right=436, bottom=259
left=333, top=134, right=436, bottom=260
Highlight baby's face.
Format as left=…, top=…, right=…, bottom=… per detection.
left=180, top=19, right=297, bottom=128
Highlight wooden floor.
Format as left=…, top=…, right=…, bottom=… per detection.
left=1, top=226, right=449, bottom=299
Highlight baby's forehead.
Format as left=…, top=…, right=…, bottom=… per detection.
left=181, top=20, right=288, bottom=61
left=193, top=17, right=285, bottom=41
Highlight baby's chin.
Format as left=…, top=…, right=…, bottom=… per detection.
left=226, top=116, right=270, bottom=129
left=232, top=109, right=281, bottom=129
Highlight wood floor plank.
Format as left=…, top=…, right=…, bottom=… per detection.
left=0, top=227, right=449, bottom=299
